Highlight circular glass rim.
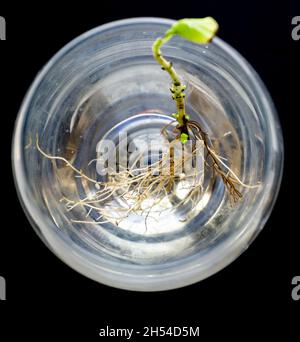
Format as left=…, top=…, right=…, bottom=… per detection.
left=12, top=17, right=284, bottom=291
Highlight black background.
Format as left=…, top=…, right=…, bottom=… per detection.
left=0, top=0, right=299, bottom=337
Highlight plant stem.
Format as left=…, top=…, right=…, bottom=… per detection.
left=152, top=33, right=188, bottom=128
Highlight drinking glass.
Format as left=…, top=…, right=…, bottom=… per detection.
left=12, top=18, right=283, bottom=291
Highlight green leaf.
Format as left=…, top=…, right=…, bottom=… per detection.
left=168, top=17, right=219, bottom=44
left=180, top=133, right=189, bottom=144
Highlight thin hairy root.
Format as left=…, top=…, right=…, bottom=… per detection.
left=184, top=120, right=259, bottom=202
left=36, top=134, right=205, bottom=227
left=206, top=145, right=259, bottom=189
left=36, top=135, right=101, bottom=185
left=36, top=119, right=257, bottom=228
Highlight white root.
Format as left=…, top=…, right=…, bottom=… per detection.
left=35, top=126, right=256, bottom=229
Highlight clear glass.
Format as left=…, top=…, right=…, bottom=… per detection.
left=12, top=18, right=283, bottom=291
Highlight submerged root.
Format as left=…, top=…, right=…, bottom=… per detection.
left=181, top=120, right=258, bottom=203
left=35, top=120, right=258, bottom=229
left=36, top=134, right=205, bottom=229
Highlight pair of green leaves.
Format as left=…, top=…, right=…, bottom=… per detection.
left=166, top=17, right=219, bottom=44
